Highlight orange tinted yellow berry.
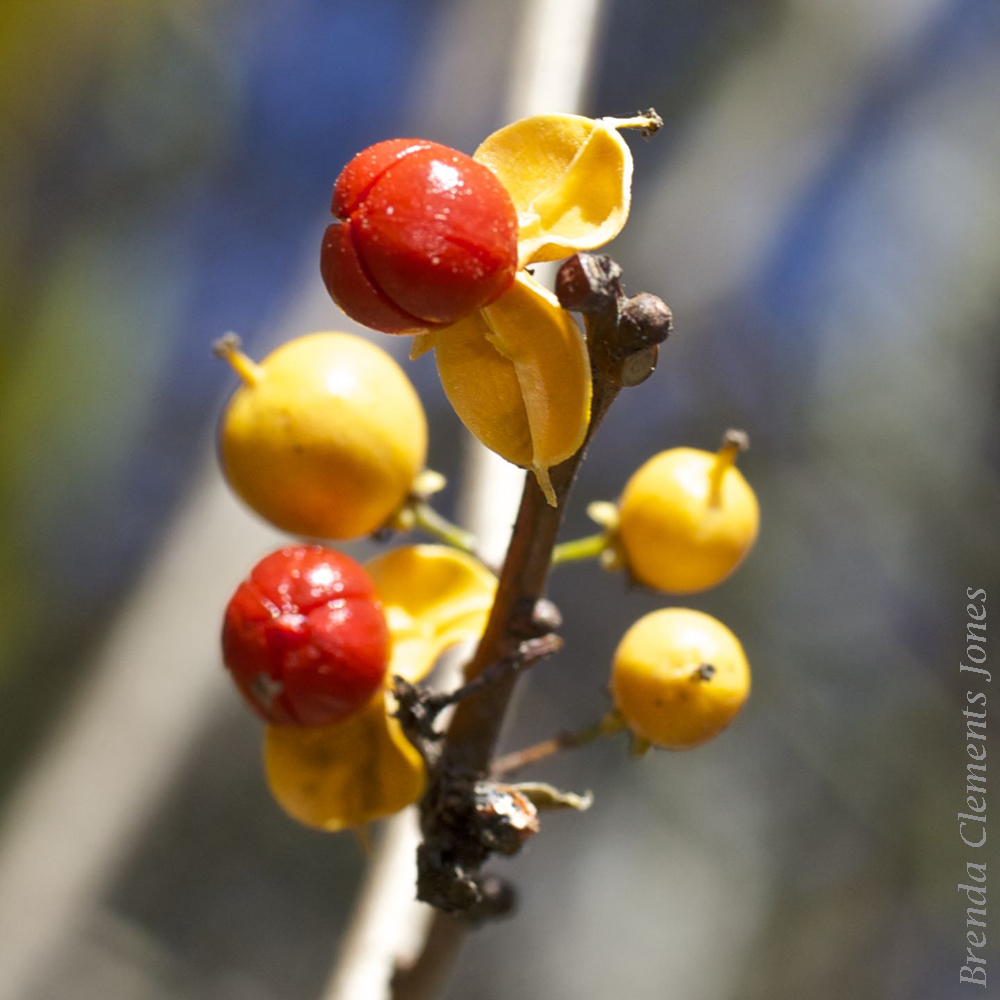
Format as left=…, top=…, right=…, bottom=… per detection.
left=611, top=608, right=750, bottom=749
left=617, top=434, right=758, bottom=593
left=217, top=332, right=427, bottom=540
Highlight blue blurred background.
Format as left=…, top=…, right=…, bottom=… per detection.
left=1, top=0, right=997, bottom=997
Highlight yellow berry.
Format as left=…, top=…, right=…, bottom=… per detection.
left=218, top=332, right=427, bottom=539
left=611, top=608, right=750, bottom=750
left=617, top=434, right=759, bottom=593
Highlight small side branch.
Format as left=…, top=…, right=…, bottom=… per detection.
left=491, top=711, right=626, bottom=777
left=392, top=629, right=564, bottom=767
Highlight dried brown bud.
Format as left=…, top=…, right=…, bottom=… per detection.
left=555, top=253, right=622, bottom=313
left=619, top=292, right=672, bottom=349
left=474, top=782, right=540, bottom=855
left=619, top=345, right=659, bottom=387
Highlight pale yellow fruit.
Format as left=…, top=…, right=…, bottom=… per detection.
left=618, top=444, right=759, bottom=593
left=612, top=608, right=750, bottom=750
left=432, top=273, right=591, bottom=505
left=219, top=332, right=427, bottom=539
left=264, top=691, right=424, bottom=831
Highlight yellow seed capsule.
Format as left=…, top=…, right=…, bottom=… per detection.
left=611, top=608, right=750, bottom=750
left=365, top=544, right=498, bottom=683
left=264, top=691, right=425, bottom=832
left=217, top=332, right=427, bottom=539
left=432, top=273, right=591, bottom=505
left=617, top=432, right=759, bottom=593
left=474, top=112, right=659, bottom=267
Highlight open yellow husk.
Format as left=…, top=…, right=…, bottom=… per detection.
left=264, top=691, right=424, bottom=832
left=365, top=544, right=498, bottom=683
left=474, top=113, right=648, bottom=266
left=433, top=273, right=591, bottom=505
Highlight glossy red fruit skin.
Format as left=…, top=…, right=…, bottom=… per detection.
left=222, top=545, right=389, bottom=726
left=321, top=138, right=519, bottom=333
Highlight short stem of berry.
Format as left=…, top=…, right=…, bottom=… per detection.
left=604, top=109, right=664, bottom=135
left=709, top=428, right=749, bottom=504
left=491, top=710, right=627, bottom=777
left=550, top=531, right=610, bottom=566
left=212, top=332, right=264, bottom=386
left=410, top=501, right=478, bottom=555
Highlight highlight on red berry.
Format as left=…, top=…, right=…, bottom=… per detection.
left=222, top=545, right=390, bottom=726
left=321, top=138, right=519, bottom=333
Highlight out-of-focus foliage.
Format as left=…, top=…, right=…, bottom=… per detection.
left=0, top=0, right=437, bottom=786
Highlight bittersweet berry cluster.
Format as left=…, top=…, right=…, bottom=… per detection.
left=213, top=112, right=758, bottom=839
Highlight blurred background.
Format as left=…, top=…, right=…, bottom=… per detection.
left=1, top=0, right=997, bottom=997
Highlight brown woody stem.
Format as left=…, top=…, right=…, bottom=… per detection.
left=391, top=252, right=671, bottom=1000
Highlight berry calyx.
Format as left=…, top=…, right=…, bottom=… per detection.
left=611, top=608, right=750, bottom=750
left=223, top=545, right=390, bottom=726
left=216, top=332, right=427, bottom=540
left=617, top=430, right=759, bottom=593
left=321, top=138, right=519, bottom=333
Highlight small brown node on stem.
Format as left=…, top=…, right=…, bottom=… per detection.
left=511, top=596, right=563, bottom=638
left=474, top=782, right=540, bottom=855
left=555, top=254, right=672, bottom=388
left=555, top=252, right=622, bottom=313
left=619, top=292, right=672, bottom=349
left=391, top=677, right=443, bottom=765
left=619, top=345, right=659, bottom=387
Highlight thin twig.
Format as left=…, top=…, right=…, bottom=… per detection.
left=408, top=501, right=479, bottom=557
left=491, top=711, right=626, bottom=777
left=392, top=633, right=564, bottom=767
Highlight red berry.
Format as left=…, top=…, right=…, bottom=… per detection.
left=321, top=138, right=519, bottom=333
left=222, top=545, right=389, bottom=726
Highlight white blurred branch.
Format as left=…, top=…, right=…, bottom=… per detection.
left=321, top=2, right=605, bottom=1000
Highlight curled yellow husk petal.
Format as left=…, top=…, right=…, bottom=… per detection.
left=365, top=544, right=497, bottom=683
left=409, top=332, right=436, bottom=360
left=434, top=273, right=591, bottom=505
left=264, top=691, right=425, bottom=832
left=475, top=113, right=651, bottom=266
